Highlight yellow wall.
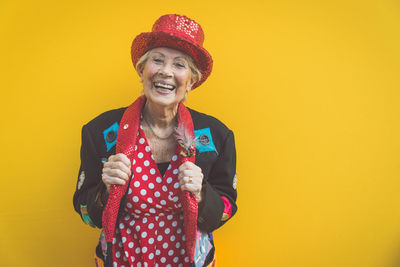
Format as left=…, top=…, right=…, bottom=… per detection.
left=1, top=0, right=400, bottom=266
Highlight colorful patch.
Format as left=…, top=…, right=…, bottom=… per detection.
left=233, top=173, right=237, bottom=190
left=101, top=157, right=108, bottom=164
left=103, top=122, right=119, bottom=152
left=194, top=128, right=217, bottom=153
left=78, top=171, right=85, bottom=190
left=194, top=229, right=213, bottom=266
left=99, top=230, right=107, bottom=257
left=80, top=204, right=97, bottom=228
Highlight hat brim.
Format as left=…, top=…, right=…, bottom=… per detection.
left=131, top=31, right=213, bottom=89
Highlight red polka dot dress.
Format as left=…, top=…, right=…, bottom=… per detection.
left=112, top=124, right=190, bottom=267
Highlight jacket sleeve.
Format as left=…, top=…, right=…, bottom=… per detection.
left=73, top=124, right=107, bottom=228
left=197, top=130, right=237, bottom=233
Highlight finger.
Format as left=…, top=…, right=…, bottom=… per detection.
left=105, top=161, right=131, bottom=176
left=112, top=153, right=131, bottom=167
left=180, top=183, right=201, bottom=194
left=102, top=173, right=126, bottom=186
left=178, top=161, right=194, bottom=171
left=103, top=168, right=130, bottom=181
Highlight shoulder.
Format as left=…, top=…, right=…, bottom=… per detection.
left=84, top=107, right=127, bottom=132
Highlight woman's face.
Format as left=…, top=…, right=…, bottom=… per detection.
left=140, top=47, right=194, bottom=108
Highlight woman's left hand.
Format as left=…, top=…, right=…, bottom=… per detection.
left=178, top=161, right=204, bottom=203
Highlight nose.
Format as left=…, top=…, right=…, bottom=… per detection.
left=158, top=63, right=173, bottom=77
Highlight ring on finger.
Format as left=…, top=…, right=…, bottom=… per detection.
left=188, top=176, right=193, bottom=184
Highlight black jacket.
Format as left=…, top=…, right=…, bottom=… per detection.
left=73, top=107, right=237, bottom=262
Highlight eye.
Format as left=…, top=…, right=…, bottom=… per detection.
left=174, top=62, right=186, bottom=68
left=152, top=58, right=163, bottom=63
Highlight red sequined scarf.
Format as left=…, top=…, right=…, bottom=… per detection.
left=102, top=95, right=198, bottom=263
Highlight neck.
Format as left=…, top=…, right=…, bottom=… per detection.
left=143, top=101, right=178, bottom=128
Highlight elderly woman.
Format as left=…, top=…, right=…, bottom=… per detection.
left=73, top=14, right=237, bottom=267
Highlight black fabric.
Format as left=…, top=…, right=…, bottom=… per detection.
left=156, top=162, right=169, bottom=177
left=73, top=106, right=237, bottom=263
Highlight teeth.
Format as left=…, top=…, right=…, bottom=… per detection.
left=154, top=82, right=174, bottom=89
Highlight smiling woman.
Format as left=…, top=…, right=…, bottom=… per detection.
left=73, top=14, right=237, bottom=267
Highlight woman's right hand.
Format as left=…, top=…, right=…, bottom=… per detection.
left=102, top=153, right=132, bottom=193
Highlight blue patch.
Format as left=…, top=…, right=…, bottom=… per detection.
left=194, top=128, right=217, bottom=153
left=103, top=122, right=119, bottom=152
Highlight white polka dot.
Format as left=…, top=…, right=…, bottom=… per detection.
left=167, top=164, right=171, bottom=170
left=173, top=257, right=179, bottom=263
left=177, top=228, right=182, bottom=234
left=140, top=203, right=147, bottom=209
left=136, top=166, right=142, bottom=173
left=116, top=251, right=120, bottom=258
left=167, top=264, right=171, bottom=267
left=132, top=159, right=136, bottom=165
left=139, top=138, right=145, bottom=144
left=112, top=237, right=116, bottom=244
left=176, top=242, right=181, bottom=248
left=170, top=235, right=176, bottom=241
left=127, top=228, right=131, bottom=234
left=135, top=225, right=141, bottom=231
left=142, top=247, right=147, bottom=253
left=173, top=169, right=178, bottom=175
left=149, top=208, right=156, bottom=213
left=147, top=197, right=153, bottom=203
left=157, top=235, right=163, bottom=241
left=172, top=221, right=178, bottom=227
left=149, top=237, right=154, bottom=244
left=132, top=196, right=139, bottom=202
left=156, top=249, right=161, bottom=255
left=128, top=242, right=133, bottom=248
left=165, top=228, right=170, bottom=234
left=184, top=257, right=189, bottom=262
left=122, top=236, right=126, bottom=243
left=142, top=174, right=148, bottom=181
left=138, top=152, right=144, bottom=158
left=167, top=215, right=173, bottom=220
left=145, top=146, right=151, bottom=152
left=148, top=223, right=154, bottom=229
left=172, top=155, right=178, bottom=161
left=172, top=196, right=179, bottom=202
left=119, top=223, right=124, bottom=229
left=160, top=200, right=166, bottom=205
left=144, top=160, right=150, bottom=166
left=141, top=232, right=147, bottom=238
left=156, top=204, right=162, bottom=209
left=168, top=250, right=174, bottom=256
left=113, top=262, right=117, bottom=267
left=182, top=235, right=186, bottom=241
left=180, top=248, right=185, bottom=255
left=173, top=182, right=179, bottom=189
left=131, top=256, right=135, bottom=262
left=140, top=189, right=147, bottom=195
left=149, top=253, right=154, bottom=259
left=118, top=242, right=123, bottom=247
left=128, top=188, right=132, bottom=194
left=150, top=168, right=156, bottom=174
left=142, top=217, right=147, bottom=224
left=156, top=177, right=162, bottom=183
left=129, top=220, right=135, bottom=226
left=166, top=177, right=172, bottom=183
left=162, top=186, right=168, bottom=192
left=137, top=263, right=142, bottom=267
left=148, top=183, right=155, bottom=189
left=134, top=181, right=140, bottom=187
left=154, top=192, right=161, bottom=199
left=127, top=202, right=132, bottom=208
left=159, top=221, right=165, bottom=227
left=162, top=243, right=168, bottom=249
left=135, top=247, right=140, bottom=254
left=161, top=257, right=166, bottom=263
left=134, top=145, right=138, bottom=151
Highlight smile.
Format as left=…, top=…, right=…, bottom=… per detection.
left=153, top=82, right=176, bottom=91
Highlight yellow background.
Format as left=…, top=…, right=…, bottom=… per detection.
left=1, top=0, right=400, bottom=266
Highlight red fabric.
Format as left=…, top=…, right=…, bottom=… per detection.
left=112, top=126, right=190, bottom=266
left=221, top=196, right=232, bottom=219
left=102, top=96, right=198, bottom=263
left=130, top=14, right=213, bottom=89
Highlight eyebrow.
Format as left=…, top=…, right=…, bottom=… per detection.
left=152, top=52, right=187, bottom=61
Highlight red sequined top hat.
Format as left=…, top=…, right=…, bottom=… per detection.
left=131, top=14, right=213, bottom=89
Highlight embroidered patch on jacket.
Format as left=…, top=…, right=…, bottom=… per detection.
left=194, top=128, right=217, bottom=153
left=103, top=122, right=119, bottom=152
left=233, top=173, right=237, bottom=190
left=77, top=171, right=85, bottom=190
left=194, top=229, right=213, bottom=266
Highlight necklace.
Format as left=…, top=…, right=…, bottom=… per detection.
left=142, top=114, right=175, bottom=140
